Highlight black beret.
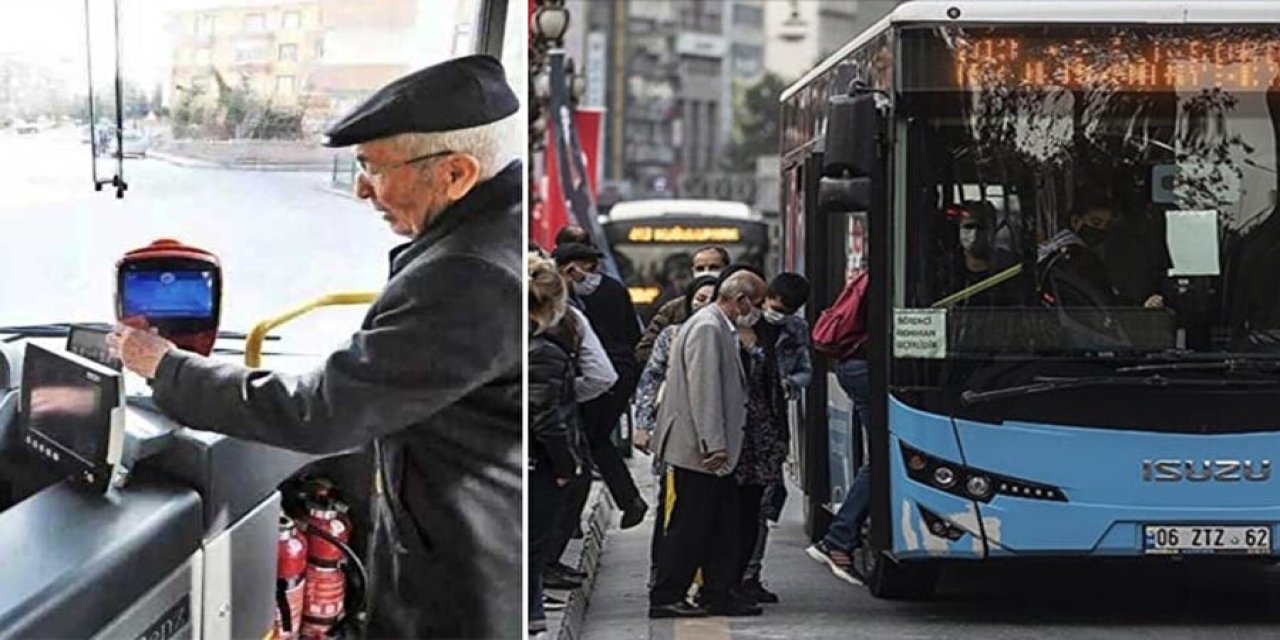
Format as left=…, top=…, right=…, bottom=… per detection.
left=551, top=243, right=604, bottom=265
left=323, top=54, right=518, bottom=148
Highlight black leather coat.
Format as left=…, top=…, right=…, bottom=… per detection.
left=528, top=329, right=587, bottom=478
left=152, top=161, right=524, bottom=638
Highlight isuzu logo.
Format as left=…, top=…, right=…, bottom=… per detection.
left=1142, top=459, right=1271, bottom=482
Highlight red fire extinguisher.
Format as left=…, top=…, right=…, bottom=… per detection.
left=299, top=499, right=351, bottom=639
left=274, top=516, right=308, bottom=640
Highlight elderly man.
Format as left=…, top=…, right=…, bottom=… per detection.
left=107, top=56, right=522, bottom=638
left=635, top=245, right=730, bottom=363
left=649, top=270, right=767, bottom=619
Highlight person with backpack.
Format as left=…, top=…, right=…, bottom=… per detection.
left=804, top=268, right=871, bottom=585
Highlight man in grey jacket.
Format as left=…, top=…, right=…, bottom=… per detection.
left=648, top=270, right=767, bottom=619
left=109, top=56, right=522, bottom=638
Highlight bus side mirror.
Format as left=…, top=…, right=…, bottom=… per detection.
left=819, top=91, right=883, bottom=213
left=823, top=92, right=881, bottom=178
left=819, top=176, right=871, bottom=212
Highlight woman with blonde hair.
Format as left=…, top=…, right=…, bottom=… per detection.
left=527, top=256, right=587, bottom=636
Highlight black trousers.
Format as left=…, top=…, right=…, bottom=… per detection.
left=649, top=467, right=741, bottom=607
left=546, top=473, right=591, bottom=566
left=580, top=368, right=642, bottom=508
left=547, top=370, right=641, bottom=570
left=528, top=464, right=566, bottom=622
left=733, top=483, right=766, bottom=586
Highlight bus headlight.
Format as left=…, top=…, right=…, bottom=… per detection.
left=900, top=442, right=1067, bottom=503
left=966, top=475, right=992, bottom=499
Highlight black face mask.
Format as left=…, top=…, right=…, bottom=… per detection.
left=1077, top=226, right=1107, bottom=248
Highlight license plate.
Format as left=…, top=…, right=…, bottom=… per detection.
left=1143, top=525, right=1271, bottom=555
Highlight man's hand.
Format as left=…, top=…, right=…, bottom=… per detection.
left=107, top=324, right=176, bottom=379
left=556, top=477, right=570, bottom=487
left=633, top=429, right=652, bottom=453
left=1144, top=294, right=1165, bottom=309
left=701, top=449, right=729, bottom=473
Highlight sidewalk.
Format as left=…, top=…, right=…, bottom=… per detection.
left=544, top=475, right=621, bottom=640
left=577, top=455, right=866, bottom=640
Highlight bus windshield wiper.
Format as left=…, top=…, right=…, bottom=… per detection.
left=1116, top=359, right=1280, bottom=375
left=961, top=375, right=1280, bottom=405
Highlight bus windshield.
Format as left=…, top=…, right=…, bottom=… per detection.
left=603, top=213, right=768, bottom=317
left=0, top=0, right=524, bottom=356
left=901, top=24, right=1280, bottom=363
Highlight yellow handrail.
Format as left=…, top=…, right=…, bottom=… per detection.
left=244, top=292, right=377, bottom=367
left=931, top=264, right=1023, bottom=309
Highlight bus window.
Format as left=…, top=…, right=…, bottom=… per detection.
left=902, top=24, right=1280, bottom=358
left=0, top=0, right=492, bottom=353
left=602, top=205, right=770, bottom=320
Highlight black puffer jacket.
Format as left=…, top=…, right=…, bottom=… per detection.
left=528, top=328, right=587, bottom=477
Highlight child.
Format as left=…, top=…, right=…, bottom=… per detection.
left=740, top=272, right=813, bottom=603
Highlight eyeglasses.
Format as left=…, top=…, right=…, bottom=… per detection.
left=356, top=150, right=454, bottom=178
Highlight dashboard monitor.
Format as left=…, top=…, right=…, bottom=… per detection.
left=20, top=344, right=125, bottom=492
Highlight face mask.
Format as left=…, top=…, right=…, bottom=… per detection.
left=694, top=269, right=721, bottom=279
left=763, top=309, right=787, bottom=325
left=691, top=299, right=710, bottom=313
left=960, top=226, right=991, bottom=260
left=1077, top=226, right=1107, bottom=248
left=736, top=305, right=762, bottom=328
left=573, top=272, right=603, bottom=296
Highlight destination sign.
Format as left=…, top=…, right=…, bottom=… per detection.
left=626, top=225, right=743, bottom=243
left=954, top=37, right=1280, bottom=91
left=628, top=286, right=662, bottom=305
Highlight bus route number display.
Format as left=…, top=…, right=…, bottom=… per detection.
left=894, top=309, right=947, bottom=359
left=954, top=36, right=1280, bottom=91
left=627, top=225, right=742, bottom=243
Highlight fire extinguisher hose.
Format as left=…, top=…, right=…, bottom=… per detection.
left=296, top=520, right=369, bottom=635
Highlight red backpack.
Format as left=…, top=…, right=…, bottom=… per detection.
left=811, top=271, right=870, bottom=360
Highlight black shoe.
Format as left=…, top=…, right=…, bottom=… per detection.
left=648, top=602, right=709, bottom=619
left=705, top=600, right=763, bottom=617
left=542, top=568, right=583, bottom=590
left=740, top=579, right=779, bottom=604
left=620, top=496, right=648, bottom=529
left=548, top=561, right=587, bottom=580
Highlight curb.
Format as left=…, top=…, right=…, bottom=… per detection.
left=148, top=150, right=332, bottom=172
left=552, top=483, right=616, bottom=640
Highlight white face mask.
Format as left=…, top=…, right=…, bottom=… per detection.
left=573, top=272, right=603, bottom=296
left=959, top=227, right=978, bottom=252
left=693, top=268, right=721, bottom=280
left=736, top=305, right=762, bottom=328
left=763, top=308, right=787, bottom=325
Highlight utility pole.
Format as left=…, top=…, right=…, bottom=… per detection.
left=608, top=0, right=625, bottom=181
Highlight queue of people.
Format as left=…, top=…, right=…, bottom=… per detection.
left=530, top=230, right=851, bottom=626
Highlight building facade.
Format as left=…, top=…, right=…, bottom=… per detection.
left=765, top=0, right=899, bottom=81
left=167, top=0, right=471, bottom=135
left=168, top=3, right=324, bottom=110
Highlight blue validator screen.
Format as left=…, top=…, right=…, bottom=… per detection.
left=121, top=270, right=215, bottom=318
